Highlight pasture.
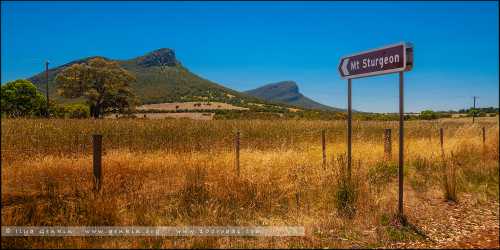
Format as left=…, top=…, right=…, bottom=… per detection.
left=1, top=118, right=498, bottom=248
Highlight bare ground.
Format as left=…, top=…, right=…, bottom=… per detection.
left=389, top=186, right=499, bottom=249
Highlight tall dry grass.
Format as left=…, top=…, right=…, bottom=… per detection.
left=3, top=118, right=497, bottom=160
left=1, top=118, right=498, bottom=248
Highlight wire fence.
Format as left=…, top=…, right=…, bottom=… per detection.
left=2, top=123, right=496, bottom=165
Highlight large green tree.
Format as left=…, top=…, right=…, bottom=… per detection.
left=55, top=57, right=138, bottom=118
left=1, top=79, right=46, bottom=117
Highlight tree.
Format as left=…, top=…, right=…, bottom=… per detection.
left=420, top=110, right=438, bottom=120
left=468, top=108, right=480, bottom=118
left=55, top=57, right=138, bottom=118
left=1, top=79, right=46, bottom=117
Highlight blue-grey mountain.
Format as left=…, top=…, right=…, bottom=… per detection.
left=244, top=81, right=343, bottom=111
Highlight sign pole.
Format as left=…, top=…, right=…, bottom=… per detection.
left=398, top=71, right=404, bottom=220
left=338, top=42, right=412, bottom=221
left=347, top=78, right=352, bottom=181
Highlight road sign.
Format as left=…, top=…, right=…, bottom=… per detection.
left=339, top=42, right=413, bottom=79
left=338, top=42, right=413, bottom=222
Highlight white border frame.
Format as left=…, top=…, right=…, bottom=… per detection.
left=339, top=42, right=413, bottom=80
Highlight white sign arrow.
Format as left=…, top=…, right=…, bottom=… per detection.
left=341, top=58, right=350, bottom=76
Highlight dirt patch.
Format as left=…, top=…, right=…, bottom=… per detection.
left=390, top=188, right=499, bottom=248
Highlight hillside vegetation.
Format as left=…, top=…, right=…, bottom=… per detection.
left=28, top=49, right=270, bottom=109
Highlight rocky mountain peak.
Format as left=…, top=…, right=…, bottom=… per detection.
left=136, top=48, right=178, bottom=67
left=244, top=80, right=343, bottom=112
left=265, top=81, right=299, bottom=94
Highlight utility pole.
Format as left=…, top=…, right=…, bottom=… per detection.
left=472, top=96, right=479, bottom=123
left=45, top=61, right=50, bottom=118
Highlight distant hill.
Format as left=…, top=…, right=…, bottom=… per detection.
left=28, top=48, right=267, bottom=107
left=244, top=81, right=343, bottom=111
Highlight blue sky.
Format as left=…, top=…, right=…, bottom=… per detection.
left=1, top=1, right=498, bottom=112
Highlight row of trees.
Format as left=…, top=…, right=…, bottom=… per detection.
left=458, top=107, right=499, bottom=114
left=0, top=79, right=93, bottom=118
left=1, top=58, right=138, bottom=118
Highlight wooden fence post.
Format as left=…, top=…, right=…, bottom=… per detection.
left=295, top=192, right=300, bottom=209
left=92, top=134, right=102, bottom=192
left=482, top=127, right=486, bottom=160
left=482, top=127, right=486, bottom=146
left=235, top=130, right=240, bottom=176
left=322, top=130, right=326, bottom=169
left=384, top=129, right=392, bottom=161
left=439, top=128, right=444, bottom=157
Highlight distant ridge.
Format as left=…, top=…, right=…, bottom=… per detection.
left=244, top=81, right=344, bottom=111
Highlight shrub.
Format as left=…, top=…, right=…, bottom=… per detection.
left=441, top=153, right=459, bottom=202
left=51, top=103, right=90, bottom=118
left=409, top=156, right=435, bottom=192
left=64, top=103, right=90, bottom=118
left=179, top=166, right=210, bottom=218
left=419, top=110, right=438, bottom=120
left=335, top=178, right=357, bottom=217
left=467, top=108, right=480, bottom=117
left=333, top=154, right=358, bottom=217
left=368, top=161, right=399, bottom=186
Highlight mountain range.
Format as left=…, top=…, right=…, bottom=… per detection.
left=28, top=48, right=342, bottom=111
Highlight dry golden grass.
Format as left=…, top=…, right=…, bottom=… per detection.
left=1, top=118, right=498, bottom=248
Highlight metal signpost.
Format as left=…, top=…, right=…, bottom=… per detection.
left=338, top=42, right=413, bottom=219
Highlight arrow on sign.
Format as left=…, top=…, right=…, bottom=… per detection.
left=341, top=58, right=350, bottom=76
left=338, top=43, right=412, bottom=79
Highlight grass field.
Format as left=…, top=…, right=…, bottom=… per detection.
left=1, top=118, right=499, bottom=248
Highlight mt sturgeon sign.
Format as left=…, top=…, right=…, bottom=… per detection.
left=339, top=43, right=413, bottom=79
left=338, top=41, right=414, bottom=220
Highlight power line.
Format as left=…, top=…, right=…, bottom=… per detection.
left=45, top=61, right=50, bottom=118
